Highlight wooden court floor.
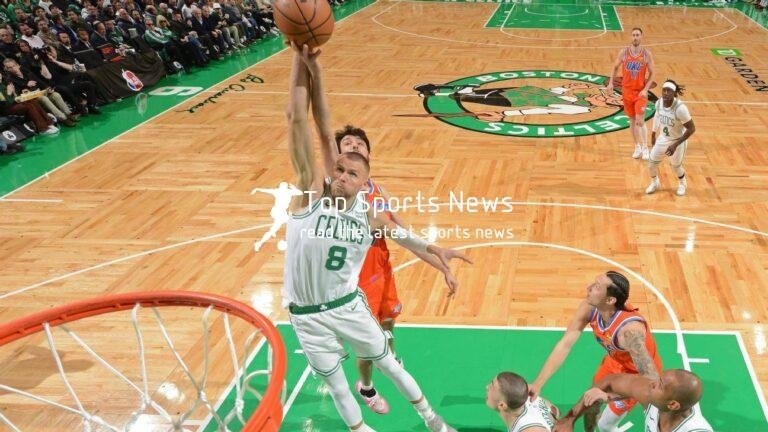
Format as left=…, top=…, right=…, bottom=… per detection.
left=0, top=0, right=767, bottom=429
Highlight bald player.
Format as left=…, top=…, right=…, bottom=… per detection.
left=554, top=369, right=713, bottom=432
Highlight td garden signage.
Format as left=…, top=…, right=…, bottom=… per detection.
left=411, top=70, right=656, bottom=138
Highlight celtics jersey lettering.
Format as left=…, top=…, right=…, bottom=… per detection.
left=644, top=404, right=713, bottom=432
left=283, top=179, right=373, bottom=306
left=508, top=398, right=554, bottom=432
left=653, top=98, right=691, bottom=144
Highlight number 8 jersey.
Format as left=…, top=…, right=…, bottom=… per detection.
left=283, top=179, right=374, bottom=307
left=652, top=98, right=691, bottom=145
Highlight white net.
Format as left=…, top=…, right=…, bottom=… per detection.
left=0, top=301, right=285, bottom=432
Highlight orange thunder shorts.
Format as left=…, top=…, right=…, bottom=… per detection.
left=359, top=262, right=402, bottom=324
left=622, top=89, right=648, bottom=118
left=593, top=355, right=638, bottom=415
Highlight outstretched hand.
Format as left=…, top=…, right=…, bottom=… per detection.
left=289, top=41, right=321, bottom=72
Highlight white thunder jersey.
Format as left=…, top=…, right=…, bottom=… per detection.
left=508, top=398, right=555, bottom=432
left=653, top=98, right=692, bottom=145
left=283, top=180, right=373, bottom=306
left=644, top=404, right=713, bottom=432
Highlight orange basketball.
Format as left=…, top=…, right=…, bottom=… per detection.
left=272, top=0, right=335, bottom=49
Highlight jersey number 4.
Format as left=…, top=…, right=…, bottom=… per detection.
left=324, top=246, right=348, bottom=271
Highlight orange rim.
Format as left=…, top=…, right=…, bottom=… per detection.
left=0, top=291, right=286, bottom=431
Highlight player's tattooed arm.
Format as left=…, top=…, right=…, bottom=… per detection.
left=619, top=322, right=659, bottom=380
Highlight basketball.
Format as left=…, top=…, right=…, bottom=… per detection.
left=272, top=0, right=335, bottom=49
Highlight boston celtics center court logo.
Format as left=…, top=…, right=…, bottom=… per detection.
left=409, top=70, right=655, bottom=138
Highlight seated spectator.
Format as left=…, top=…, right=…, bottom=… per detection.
left=18, top=22, right=45, bottom=49
left=43, top=45, right=101, bottom=115
left=221, top=0, right=254, bottom=44
left=181, top=0, right=195, bottom=20
left=190, top=6, right=226, bottom=55
left=90, top=20, right=112, bottom=47
left=84, top=4, right=102, bottom=26
left=0, top=28, right=19, bottom=58
left=157, top=3, right=171, bottom=19
left=51, top=13, right=78, bottom=42
left=157, top=14, right=208, bottom=66
left=38, top=0, right=55, bottom=15
left=130, top=9, right=147, bottom=35
left=0, top=71, right=58, bottom=139
left=143, top=17, right=185, bottom=71
left=116, top=7, right=143, bottom=38
left=170, top=9, right=217, bottom=61
left=16, top=39, right=47, bottom=76
left=32, top=6, right=47, bottom=23
left=57, top=31, right=87, bottom=61
left=105, top=19, right=126, bottom=46
left=67, top=7, right=91, bottom=32
left=2, top=57, right=77, bottom=126
left=14, top=9, right=35, bottom=28
left=37, top=18, right=61, bottom=48
left=210, top=4, right=240, bottom=49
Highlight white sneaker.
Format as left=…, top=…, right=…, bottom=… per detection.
left=41, top=125, right=59, bottom=135
left=632, top=144, right=643, bottom=159
left=645, top=178, right=660, bottom=194
left=424, top=414, right=457, bottom=432
left=642, top=148, right=650, bottom=160
left=676, top=179, right=687, bottom=196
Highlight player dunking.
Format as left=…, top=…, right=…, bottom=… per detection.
left=284, top=43, right=471, bottom=432
left=291, top=29, right=459, bottom=417
left=528, top=271, right=663, bottom=432
left=606, top=27, right=656, bottom=160
left=645, top=80, right=696, bottom=196
left=554, top=370, right=713, bottom=432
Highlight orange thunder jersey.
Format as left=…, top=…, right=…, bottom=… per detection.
left=621, top=47, right=650, bottom=91
left=358, top=179, right=392, bottom=281
left=589, top=304, right=662, bottom=373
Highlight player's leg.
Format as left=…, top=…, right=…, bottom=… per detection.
left=355, top=279, right=391, bottom=414
left=342, top=296, right=457, bottom=432
left=633, top=96, right=650, bottom=160
left=289, top=313, right=376, bottom=430
left=623, top=95, right=642, bottom=158
left=645, top=140, right=665, bottom=194
left=669, top=141, right=688, bottom=196
left=588, top=356, right=625, bottom=432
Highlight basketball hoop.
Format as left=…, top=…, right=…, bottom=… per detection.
left=0, top=291, right=286, bottom=432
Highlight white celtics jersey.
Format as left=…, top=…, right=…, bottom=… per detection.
left=644, top=404, right=713, bottom=432
left=653, top=98, right=691, bottom=144
left=283, top=180, right=373, bottom=306
left=508, top=398, right=555, bottom=432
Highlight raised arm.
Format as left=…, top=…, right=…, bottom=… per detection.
left=296, top=45, right=337, bottom=175
left=529, top=300, right=593, bottom=399
left=286, top=44, right=322, bottom=210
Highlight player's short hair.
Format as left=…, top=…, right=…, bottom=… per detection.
left=663, top=79, right=686, bottom=97
left=606, top=270, right=632, bottom=311
left=335, top=125, right=371, bottom=154
left=495, top=372, right=528, bottom=410
left=632, top=27, right=643, bottom=34
left=338, top=151, right=370, bottom=173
